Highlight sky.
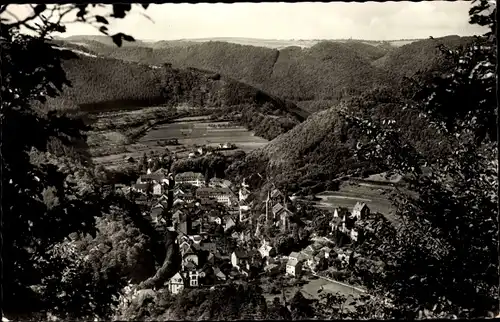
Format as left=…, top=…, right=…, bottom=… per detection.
left=3, top=2, right=489, bottom=41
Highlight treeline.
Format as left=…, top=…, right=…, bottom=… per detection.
left=229, top=85, right=451, bottom=194
left=60, top=38, right=394, bottom=110
left=62, top=36, right=474, bottom=114
left=171, top=151, right=246, bottom=181
left=40, top=52, right=304, bottom=140
left=373, top=35, right=474, bottom=83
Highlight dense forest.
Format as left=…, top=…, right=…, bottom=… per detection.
left=57, top=35, right=474, bottom=113
left=2, top=1, right=497, bottom=321
left=39, top=48, right=305, bottom=141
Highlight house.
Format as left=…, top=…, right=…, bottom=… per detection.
left=300, top=251, right=315, bottom=269
left=173, top=198, right=185, bottom=207
left=131, top=183, right=150, bottom=194
left=200, top=241, right=217, bottom=253
left=189, top=234, right=203, bottom=245
left=239, top=186, right=251, bottom=202
left=150, top=207, right=166, bottom=224
left=213, top=267, right=227, bottom=282
left=210, top=178, right=232, bottom=189
left=350, top=229, right=359, bottom=242
left=272, top=203, right=292, bottom=221
left=178, top=215, right=193, bottom=236
left=286, top=255, right=302, bottom=277
left=179, top=193, right=195, bottom=204
left=172, top=210, right=184, bottom=225
left=231, top=250, right=258, bottom=271
left=352, top=202, right=370, bottom=220
left=209, top=213, right=223, bottom=225
left=224, top=216, right=236, bottom=231
left=152, top=182, right=165, bottom=195
left=188, top=270, right=202, bottom=287
left=196, top=187, right=233, bottom=206
left=320, top=247, right=332, bottom=259
left=166, top=272, right=185, bottom=294
left=138, top=173, right=171, bottom=185
left=264, top=263, right=280, bottom=276
left=182, top=249, right=199, bottom=271
left=173, top=187, right=185, bottom=198
left=175, top=172, right=204, bottom=187
left=258, top=240, right=276, bottom=259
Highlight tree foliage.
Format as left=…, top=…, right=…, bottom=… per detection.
left=1, top=3, right=149, bottom=320
left=338, top=0, right=498, bottom=318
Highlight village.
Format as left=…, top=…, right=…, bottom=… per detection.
left=114, top=149, right=381, bottom=303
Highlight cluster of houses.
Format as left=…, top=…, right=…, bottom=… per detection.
left=121, top=163, right=373, bottom=296
left=329, top=201, right=370, bottom=242
left=187, top=143, right=237, bottom=159
left=284, top=202, right=371, bottom=277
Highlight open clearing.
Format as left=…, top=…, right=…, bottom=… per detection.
left=314, top=181, right=397, bottom=223
left=92, top=115, right=269, bottom=169
left=138, top=116, right=269, bottom=153
left=263, top=275, right=363, bottom=307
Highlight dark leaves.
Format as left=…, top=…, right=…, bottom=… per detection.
left=112, top=4, right=132, bottom=18
left=111, top=33, right=123, bottom=47
left=75, top=4, right=88, bottom=20
left=95, top=15, right=109, bottom=25
left=141, top=4, right=150, bottom=10
left=110, top=32, right=135, bottom=47
left=99, top=25, right=109, bottom=35
left=33, top=4, right=47, bottom=15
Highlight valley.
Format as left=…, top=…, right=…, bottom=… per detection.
left=92, top=113, right=269, bottom=169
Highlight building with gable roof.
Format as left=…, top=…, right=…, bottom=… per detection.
left=352, top=202, right=370, bottom=220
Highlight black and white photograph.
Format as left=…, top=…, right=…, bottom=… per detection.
left=1, top=1, right=497, bottom=320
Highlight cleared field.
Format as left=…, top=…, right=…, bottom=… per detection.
left=315, top=182, right=397, bottom=223
left=92, top=115, right=269, bottom=169
left=138, top=117, right=269, bottom=153
left=263, top=275, right=363, bottom=307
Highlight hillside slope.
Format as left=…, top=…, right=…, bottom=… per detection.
left=372, top=35, right=474, bottom=82
left=42, top=47, right=305, bottom=141
left=57, top=39, right=394, bottom=112
left=228, top=87, right=449, bottom=193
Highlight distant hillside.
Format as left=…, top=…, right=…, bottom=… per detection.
left=41, top=46, right=305, bottom=140
left=57, top=35, right=422, bottom=49
left=372, top=35, right=475, bottom=83
left=228, top=87, right=449, bottom=194
left=57, top=38, right=395, bottom=112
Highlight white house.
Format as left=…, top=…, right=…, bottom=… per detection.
left=258, top=240, right=276, bottom=259
left=175, top=172, right=204, bottom=187
left=152, top=182, right=164, bottom=196
left=188, top=270, right=201, bottom=287
left=286, top=255, right=302, bottom=277
left=352, top=202, right=370, bottom=220
left=167, top=272, right=185, bottom=294
left=350, top=229, right=359, bottom=242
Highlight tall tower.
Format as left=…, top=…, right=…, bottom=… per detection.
left=265, top=190, right=270, bottom=221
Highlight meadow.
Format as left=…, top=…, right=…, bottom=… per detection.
left=92, top=115, right=269, bottom=169
left=314, top=181, right=397, bottom=224
left=138, top=116, right=269, bottom=152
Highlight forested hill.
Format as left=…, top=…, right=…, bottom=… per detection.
left=227, top=87, right=450, bottom=194
left=55, top=38, right=394, bottom=113
left=372, top=35, right=475, bottom=83
left=41, top=46, right=306, bottom=140
left=56, top=35, right=473, bottom=113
